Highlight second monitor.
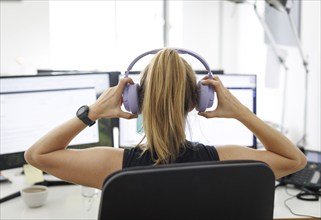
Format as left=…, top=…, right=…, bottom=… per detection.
left=0, top=72, right=119, bottom=171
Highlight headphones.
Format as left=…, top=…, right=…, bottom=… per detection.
left=122, top=48, right=215, bottom=114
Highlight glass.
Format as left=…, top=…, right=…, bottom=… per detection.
left=81, top=186, right=99, bottom=211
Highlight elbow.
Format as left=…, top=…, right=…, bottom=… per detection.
left=24, top=147, right=42, bottom=168
left=295, top=153, right=308, bottom=172
left=279, top=153, right=307, bottom=177
left=276, top=154, right=307, bottom=180
left=289, top=152, right=307, bottom=175
left=274, top=151, right=308, bottom=180
left=24, top=146, right=55, bottom=172
left=24, top=148, right=36, bottom=166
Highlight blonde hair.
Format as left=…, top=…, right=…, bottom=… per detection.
left=139, top=48, right=198, bottom=164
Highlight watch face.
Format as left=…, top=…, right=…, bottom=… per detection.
left=78, top=106, right=86, bottom=115
left=77, top=105, right=88, bottom=116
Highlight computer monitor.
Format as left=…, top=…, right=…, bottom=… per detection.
left=118, top=72, right=257, bottom=148
left=188, top=71, right=257, bottom=148
left=0, top=72, right=120, bottom=171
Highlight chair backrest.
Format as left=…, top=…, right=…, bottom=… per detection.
left=98, top=160, right=275, bottom=220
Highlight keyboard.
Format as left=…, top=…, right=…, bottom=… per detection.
left=281, top=162, right=321, bottom=190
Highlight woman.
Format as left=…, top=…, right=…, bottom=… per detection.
left=25, top=48, right=307, bottom=189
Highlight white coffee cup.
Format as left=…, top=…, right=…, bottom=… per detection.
left=21, top=185, right=48, bottom=208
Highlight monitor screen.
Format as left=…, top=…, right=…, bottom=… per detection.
left=118, top=72, right=257, bottom=148
left=0, top=72, right=120, bottom=170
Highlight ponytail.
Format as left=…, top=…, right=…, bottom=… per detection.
left=139, top=49, right=198, bottom=164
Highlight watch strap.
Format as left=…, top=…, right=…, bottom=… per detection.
left=77, top=105, right=96, bottom=127
left=81, top=115, right=96, bottom=127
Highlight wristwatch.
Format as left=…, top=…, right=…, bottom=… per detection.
left=76, top=105, right=96, bottom=127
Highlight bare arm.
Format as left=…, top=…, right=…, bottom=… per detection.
left=198, top=76, right=307, bottom=179
left=25, top=78, right=137, bottom=189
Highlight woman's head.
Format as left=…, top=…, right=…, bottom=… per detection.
left=139, top=48, right=198, bottom=164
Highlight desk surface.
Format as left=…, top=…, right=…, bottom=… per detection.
left=1, top=168, right=320, bottom=220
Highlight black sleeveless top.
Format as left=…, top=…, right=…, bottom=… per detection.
left=122, top=141, right=220, bottom=168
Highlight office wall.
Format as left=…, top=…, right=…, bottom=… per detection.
left=176, top=1, right=320, bottom=151
left=167, top=1, right=220, bottom=70
left=0, top=1, right=50, bottom=75
left=222, top=1, right=320, bottom=151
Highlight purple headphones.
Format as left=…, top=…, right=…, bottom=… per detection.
left=123, top=48, right=214, bottom=114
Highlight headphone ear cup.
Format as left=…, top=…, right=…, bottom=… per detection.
left=196, top=81, right=214, bottom=112
left=123, top=83, right=140, bottom=114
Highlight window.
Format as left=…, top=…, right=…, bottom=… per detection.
left=49, top=1, right=164, bottom=71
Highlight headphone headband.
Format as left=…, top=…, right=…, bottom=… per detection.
left=125, top=48, right=213, bottom=78
left=123, top=48, right=215, bottom=114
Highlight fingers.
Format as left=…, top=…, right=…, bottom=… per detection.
left=198, top=110, right=218, bottom=119
left=198, top=112, right=209, bottom=118
left=201, top=76, right=228, bottom=99
left=120, top=77, right=135, bottom=85
left=201, top=75, right=221, bottom=87
left=117, top=110, right=138, bottom=119
left=116, top=77, right=135, bottom=94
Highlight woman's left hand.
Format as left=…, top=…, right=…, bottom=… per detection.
left=198, top=76, right=248, bottom=120
left=89, top=78, right=138, bottom=120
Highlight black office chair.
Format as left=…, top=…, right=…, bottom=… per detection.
left=98, top=160, right=275, bottom=220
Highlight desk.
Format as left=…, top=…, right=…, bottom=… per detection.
left=1, top=168, right=100, bottom=220
left=1, top=168, right=320, bottom=220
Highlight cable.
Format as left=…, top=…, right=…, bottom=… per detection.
left=297, top=191, right=320, bottom=202
left=284, top=196, right=320, bottom=219
left=275, top=181, right=286, bottom=189
left=297, top=187, right=321, bottom=201
left=285, top=184, right=299, bottom=196
left=283, top=185, right=321, bottom=219
left=0, top=191, right=21, bottom=204
left=285, top=184, right=321, bottom=201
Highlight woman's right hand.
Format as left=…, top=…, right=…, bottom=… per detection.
left=198, top=76, right=249, bottom=120
left=89, top=77, right=138, bottom=120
